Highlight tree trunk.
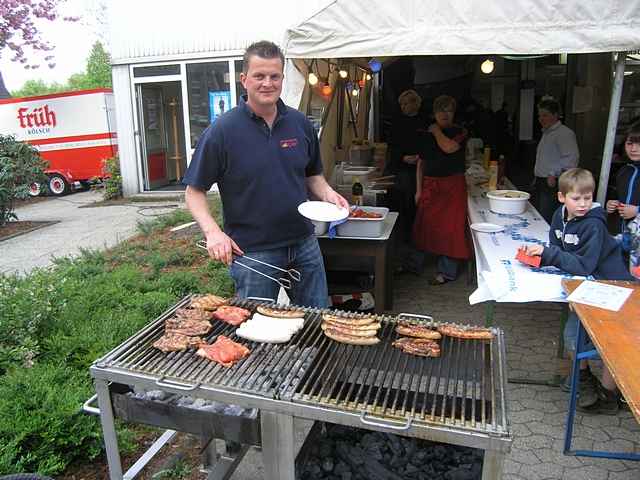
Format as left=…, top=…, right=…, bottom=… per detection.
left=0, top=71, right=11, bottom=99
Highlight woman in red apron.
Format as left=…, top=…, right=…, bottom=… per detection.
left=413, top=95, right=471, bottom=284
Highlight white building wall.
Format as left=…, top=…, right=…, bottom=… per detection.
left=111, top=65, right=139, bottom=196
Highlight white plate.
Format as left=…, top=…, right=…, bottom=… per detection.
left=470, top=222, right=504, bottom=233
left=298, top=201, right=349, bottom=222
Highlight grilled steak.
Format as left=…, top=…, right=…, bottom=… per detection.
left=174, top=307, right=212, bottom=322
left=165, top=317, right=212, bottom=337
left=395, top=321, right=441, bottom=339
left=153, top=333, right=201, bottom=352
left=392, top=337, right=441, bottom=357
left=212, top=306, right=251, bottom=326
left=196, top=335, right=250, bottom=367
left=190, top=294, right=228, bottom=310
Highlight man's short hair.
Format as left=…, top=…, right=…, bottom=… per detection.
left=538, top=98, right=561, bottom=116
left=558, top=168, right=595, bottom=195
left=433, top=95, right=456, bottom=113
left=243, top=41, right=285, bottom=73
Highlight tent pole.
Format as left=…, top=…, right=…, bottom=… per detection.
left=597, top=52, right=626, bottom=205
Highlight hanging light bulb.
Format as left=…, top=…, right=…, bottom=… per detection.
left=368, top=58, right=382, bottom=73
left=480, top=59, right=494, bottom=74
left=308, top=72, right=319, bottom=85
left=366, top=73, right=372, bottom=81
left=352, top=87, right=359, bottom=97
left=339, top=68, right=348, bottom=79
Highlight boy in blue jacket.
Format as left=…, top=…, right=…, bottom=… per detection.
left=524, top=168, right=635, bottom=414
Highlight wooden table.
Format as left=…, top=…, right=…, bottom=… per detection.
left=562, top=279, right=640, bottom=460
left=316, top=212, right=398, bottom=314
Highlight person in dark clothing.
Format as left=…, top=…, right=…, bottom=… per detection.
left=388, top=89, right=426, bottom=243
left=183, top=40, right=348, bottom=308
left=524, top=168, right=635, bottom=415
left=606, top=121, right=640, bottom=233
left=413, top=95, right=470, bottom=284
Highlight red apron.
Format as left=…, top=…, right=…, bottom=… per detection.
left=412, top=174, right=471, bottom=259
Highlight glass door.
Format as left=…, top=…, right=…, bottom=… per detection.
left=136, top=84, right=168, bottom=190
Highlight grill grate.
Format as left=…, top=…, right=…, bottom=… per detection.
left=292, top=314, right=508, bottom=435
left=97, top=297, right=326, bottom=399
left=94, top=298, right=508, bottom=436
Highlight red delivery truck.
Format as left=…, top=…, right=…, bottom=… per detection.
left=0, top=88, right=117, bottom=196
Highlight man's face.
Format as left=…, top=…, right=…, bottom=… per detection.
left=538, top=108, right=558, bottom=130
left=240, top=55, right=284, bottom=110
left=558, top=189, right=593, bottom=219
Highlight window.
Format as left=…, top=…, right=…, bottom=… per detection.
left=235, top=60, right=246, bottom=102
left=133, top=64, right=180, bottom=77
left=186, top=62, right=230, bottom=147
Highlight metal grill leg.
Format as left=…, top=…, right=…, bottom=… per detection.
left=260, top=412, right=295, bottom=480
left=481, top=450, right=505, bottom=480
left=95, top=380, right=123, bottom=480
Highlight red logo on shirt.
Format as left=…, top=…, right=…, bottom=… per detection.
left=280, top=138, right=298, bottom=148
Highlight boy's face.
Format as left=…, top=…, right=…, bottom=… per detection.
left=558, top=188, right=593, bottom=219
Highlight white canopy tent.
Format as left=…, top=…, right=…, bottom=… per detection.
left=283, top=0, right=640, bottom=202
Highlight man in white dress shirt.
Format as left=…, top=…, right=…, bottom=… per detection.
left=533, top=98, right=580, bottom=223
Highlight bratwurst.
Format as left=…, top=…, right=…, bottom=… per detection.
left=395, top=320, right=441, bottom=339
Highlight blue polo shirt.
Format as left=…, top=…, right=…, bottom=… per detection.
left=183, top=95, right=322, bottom=252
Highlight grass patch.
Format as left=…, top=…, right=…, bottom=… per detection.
left=0, top=197, right=232, bottom=475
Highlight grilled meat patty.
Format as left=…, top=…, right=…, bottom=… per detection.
left=190, top=294, right=228, bottom=310
left=165, top=317, right=212, bottom=337
left=212, top=306, right=251, bottom=326
left=153, top=333, right=201, bottom=352
left=392, top=337, right=441, bottom=357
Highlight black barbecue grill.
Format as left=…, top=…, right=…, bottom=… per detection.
left=88, top=296, right=511, bottom=479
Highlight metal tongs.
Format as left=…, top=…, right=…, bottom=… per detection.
left=196, top=240, right=301, bottom=290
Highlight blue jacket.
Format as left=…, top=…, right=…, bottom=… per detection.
left=542, top=205, right=634, bottom=281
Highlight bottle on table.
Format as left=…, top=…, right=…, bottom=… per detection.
left=482, top=147, right=491, bottom=171
left=352, top=177, right=364, bottom=206
left=498, top=154, right=506, bottom=185
left=488, top=160, right=499, bottom=191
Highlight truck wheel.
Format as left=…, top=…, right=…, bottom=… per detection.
left=48, top=174, right=69, bottom=196
left=28, top=183, right=42, bottom=197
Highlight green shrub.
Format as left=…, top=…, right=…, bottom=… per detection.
left=0, top=364, right=102, bottom=475
left=0, top=135, right=48, bottom=226
left=101, top=155, right=123, bottom=200
left=137, top=208, right=193, bottom=236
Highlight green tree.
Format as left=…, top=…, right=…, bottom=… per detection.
left=85, top=41, right=112, bottom=88
left=10, top=79, right=66, bottom=98
left=10, top=41, right=112, bottom=97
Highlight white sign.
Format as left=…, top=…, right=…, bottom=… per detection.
left=566, top=281, right=634, bottom=312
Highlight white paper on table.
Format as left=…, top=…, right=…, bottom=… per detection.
left=566, top=281, right=634, bottom=312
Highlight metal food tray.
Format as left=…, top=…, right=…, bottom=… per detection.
left=337, top=206, right=389, bottom=237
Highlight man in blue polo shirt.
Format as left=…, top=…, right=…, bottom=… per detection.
left=183, top=40, right=348, bottom=308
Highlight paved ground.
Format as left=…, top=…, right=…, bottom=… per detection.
left=3, top=195, right=638, bottom=479
left=228, top=259, right=640, bottom=480
left=0, top=190, right=183, bottom=275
